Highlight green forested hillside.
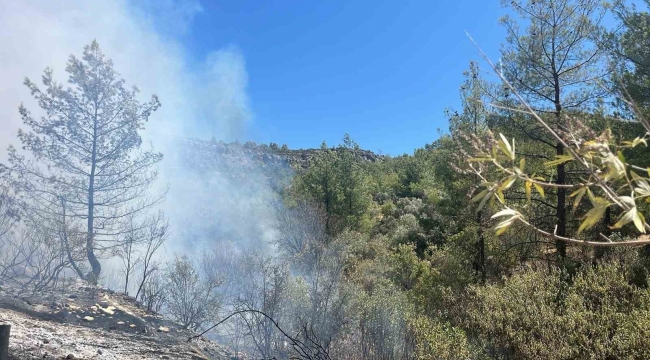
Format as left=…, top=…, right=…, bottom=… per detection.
left=272, top=0, right=650, bottom=358
left=4, top=0, right=650, bottom=359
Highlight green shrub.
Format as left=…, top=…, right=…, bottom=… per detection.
left=467, top=263, right=650, bottom=359
left=410, top=314, right=472, bottom=360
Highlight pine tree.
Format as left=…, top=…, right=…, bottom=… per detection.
left=8, top=41, right=164, bottom=283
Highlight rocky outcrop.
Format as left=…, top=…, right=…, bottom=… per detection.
left=178, top=138, right=384, bottom=172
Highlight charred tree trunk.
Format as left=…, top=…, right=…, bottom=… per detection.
left=556, top=146, right=567, bottom=259
left=86, top=109, right=101, bottom=284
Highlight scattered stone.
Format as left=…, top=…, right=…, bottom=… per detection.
left=157, top=326, right=169, bottom=333
left=42, top=338, right=49, bottom=344
left=99, top=306, right=115, bottom=315
left=67, top=294, right=78, bottom=299
left=66, top=354, right=75, bottom=359
left=116, top=321, right=125, bottom=325
left=129, top=324, right=136, bottom=328
left=97, top=349, right=103, bottom=355
left=83, top=316, right=94, bottom=322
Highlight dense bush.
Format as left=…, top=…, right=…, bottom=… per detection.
left=467, top=263, right=650, bottom=359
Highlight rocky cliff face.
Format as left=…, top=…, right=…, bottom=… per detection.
left=178, top=138, right=384, bottom=173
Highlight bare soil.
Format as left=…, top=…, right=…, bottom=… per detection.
left=0, top=280, right=240, bottom=359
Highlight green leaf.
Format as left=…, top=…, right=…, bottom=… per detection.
left=577, top=197, right=610, bottom=234
left=495, top=219, right=515, bottom=235
left=525, top=180, right=532, bottom=202
left=544, top=155, right=573, bottom=167
left=631, top=173, right=650, bottom=197
left=619, top=196, right=636, bottom=208
left=634, top=211, right=646, bottom=233
left=498, top=133, right=514, bottom=160
left=570, top=187, right=586, bottom=214
left=612, top=208, right=636, bottom=229
left=519, top=158, right=526, bottom=172
left=494, top=213, right=519, bottom=236
left=617, top=150, right=626, bottom=164
left=496, top=189, right=505, bottom=204
left=471, top=189, right=489, bottom=203
left=500, top=175, right=517, bottom=191
left=477, top=191, right=491, bottom=212
left=491, top=208, right=519, bottom=218
left=532, top=183, right=545, bottom=198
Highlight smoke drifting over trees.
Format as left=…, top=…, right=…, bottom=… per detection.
left=4, top=0, right=650, bottom=359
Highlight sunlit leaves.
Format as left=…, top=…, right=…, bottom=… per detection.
left=612, top=208, right=636, bottom=229
left=570, top=187, right=587, bottom=214
left=622, top=136, right=647, bottom=148
left=577, top=197, right=611, bottom=234
left=491, top=208, right=521, bottom=235
left=631, top=171, right=650, bottom=200
left=610, top=202, right=646, bottom=233
left=471, top=187, right=493, bottom=212
left=602, top=153, right=626, bottom=181
left=532, top=182, right=545, bottom=199
left=544, top=155, right=573, bottom=167
left=500, top=175, right=517, bottom=191
left=464, top=127, right=650, bottom=243
left=498, top=133, right=515, bottom=161
left=634, top=212, right=646, bottom=233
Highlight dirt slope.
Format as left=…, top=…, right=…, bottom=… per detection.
left=0, top=281, right=240, bottom=360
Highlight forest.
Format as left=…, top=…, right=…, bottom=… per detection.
left=2, top=0, right=650, bottom=359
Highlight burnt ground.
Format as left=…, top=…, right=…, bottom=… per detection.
left=0, top=280, right=242, bottom=359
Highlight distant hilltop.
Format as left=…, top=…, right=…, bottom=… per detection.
left=177, top=138, right=385, bottom=172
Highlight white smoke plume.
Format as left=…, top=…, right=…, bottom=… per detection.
left=0, top=0, right=279, bottom=266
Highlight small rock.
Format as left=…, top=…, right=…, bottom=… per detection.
left=97, top=349, right=103, bottom=355
left=99, top=307, right=114, bottom=315
left=83, top=316, right=94, bottom=321
left=42, top=338, right=49, bottom=344
left=66, top=354, right=75, bottom=359
left=129, top=324, right=136, bottom=328
left=116, top=321, right=125, bottom=325
left=67, top=294, right=78, bottom=299
left=157, top=326, right=169, bottom=333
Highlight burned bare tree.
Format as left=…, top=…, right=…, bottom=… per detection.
left=116, top=211, right=168, bottom=296
left=190, top=308, right=332, bottom=360
left=234, top=252, right=289, bottom=359
left=0, top=182, right=19, bottom=239
left=138, top=270, right=167, bottom=313
left=134, top=212, right=168, bottom=301
left=7, top=40, right=165, bottom=283
left=164, top=255, right=221, bottom=331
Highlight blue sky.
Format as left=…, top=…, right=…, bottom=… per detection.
left=174, top=1, right=509, bottom=156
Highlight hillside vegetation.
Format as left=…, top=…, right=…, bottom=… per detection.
left=3, top=0, right=650, bottom=359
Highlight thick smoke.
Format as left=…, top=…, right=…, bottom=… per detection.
left=0, top=0, right=279, bottom=265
